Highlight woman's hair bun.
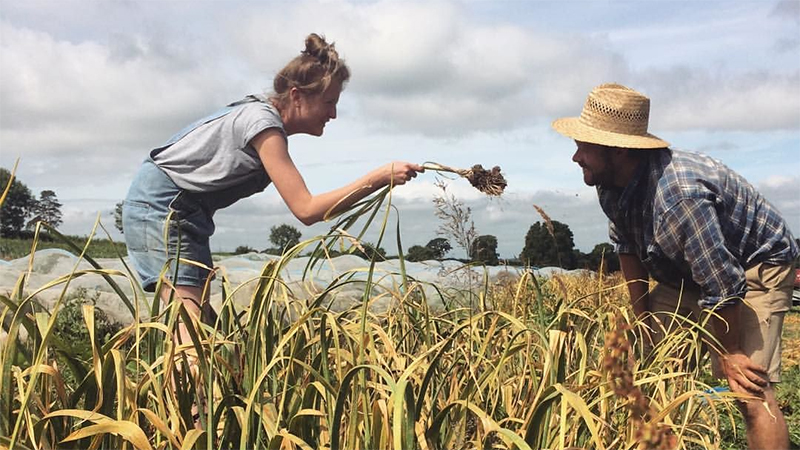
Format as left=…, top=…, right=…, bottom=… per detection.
left=302, top=33, right=338, bottom=65
left=270, top=32, right=350, bottom=106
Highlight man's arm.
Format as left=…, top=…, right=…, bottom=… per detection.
left=656, top=199, right=767, bottom=395
left=710, top=302, right=769, bottom=394
left=619, top=253, right=650, bottom=318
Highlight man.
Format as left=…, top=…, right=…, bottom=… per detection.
left=552, top=83, right=798, bottom=449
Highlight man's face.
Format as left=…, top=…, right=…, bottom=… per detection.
left=571, top=141, right=616, bottom=187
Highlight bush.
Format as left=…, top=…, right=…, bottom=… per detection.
left=406, top=245, right=434, bottom=262
left=50, top=287, right=125, bottom=387
left=233, top=245, right=257, bottom=255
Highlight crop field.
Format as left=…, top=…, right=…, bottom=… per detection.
left=1, top=190, right=798, bottom=450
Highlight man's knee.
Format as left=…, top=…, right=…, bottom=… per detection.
left=737, top=388, right=781, bottom=422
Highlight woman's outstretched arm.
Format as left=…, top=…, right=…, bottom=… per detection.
left=253, top=128, right=423, bottom=225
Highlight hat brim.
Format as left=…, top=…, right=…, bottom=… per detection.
left=552, top=117, right=669, bottom=149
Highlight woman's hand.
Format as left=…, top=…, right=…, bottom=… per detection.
left=373, top=162, right=425, bottom=187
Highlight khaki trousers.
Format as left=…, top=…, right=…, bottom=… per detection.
left=649, top=262, right=794, bottom=382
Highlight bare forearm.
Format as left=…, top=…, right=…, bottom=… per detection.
left=710, top=301, right=742, bottom=353
left=292, top=162, right=422, bottom=224
left=255, top=131, right=422, bottom=225
left=296, top=173, right=382, bottom=225
left=619, top=253, right=650, bottom=317
left=629, top=282, right=650, bottom=317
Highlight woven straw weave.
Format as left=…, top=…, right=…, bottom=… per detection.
left=552, top=83, right=669, bottom=149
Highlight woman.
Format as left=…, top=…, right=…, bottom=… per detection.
left=122, top=33, right=423, bottom=331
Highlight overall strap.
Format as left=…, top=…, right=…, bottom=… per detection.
left=150, top=94, right=268, bottom=157
left=227, top=93, right=270, bottom=107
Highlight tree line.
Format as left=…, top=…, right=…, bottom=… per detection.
left=0, top=168, right=64, bottom=237
left=230, top=221, right=620, bottom=273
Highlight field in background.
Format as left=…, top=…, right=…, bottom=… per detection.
left=1, top=235, right=127, bottom=261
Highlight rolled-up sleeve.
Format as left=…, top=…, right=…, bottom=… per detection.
left=654, top=198, right=746, bottom=309
left=609, top=221, right=633, bottom=254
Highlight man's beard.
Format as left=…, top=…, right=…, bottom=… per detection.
left=581, top=153, right=616, bottom=187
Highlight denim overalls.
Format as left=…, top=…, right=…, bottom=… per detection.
left=122, top=96, right=272, bottom=292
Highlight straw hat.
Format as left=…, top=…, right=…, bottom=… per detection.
left=552, top=83, right=669, bottom=149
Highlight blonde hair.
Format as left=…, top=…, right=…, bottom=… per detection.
left=271, top=33, right=350, bottom=108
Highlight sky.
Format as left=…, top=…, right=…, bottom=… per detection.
left=1, top=0, right=799, bottom=259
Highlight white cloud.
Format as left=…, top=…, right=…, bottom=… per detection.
left=231, top=0, right=630, bottom=137
left=771, top=0, right=800, bottom=22
left=640, top=69, right=800, bottom=132
left=1, top=0, right=797, bottom=260
left=0, top=21, right=244, bottom=157
left=227, top=0, right=800, bottom=136
left=757, top=175, right=800, bottom=236
left=57, top=200, right=120, bottom=240
left=2, top=0, right=797, bottom=165
left=760, top=174, right=797, bottom=189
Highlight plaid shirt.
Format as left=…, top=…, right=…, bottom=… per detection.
left=599, top=149, right=798, bottom=309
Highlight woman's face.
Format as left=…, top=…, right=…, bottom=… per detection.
left=291, top=79, right=342, bottom=136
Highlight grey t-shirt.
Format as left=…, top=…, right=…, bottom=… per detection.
left=151, top=98, right=286, bottom=194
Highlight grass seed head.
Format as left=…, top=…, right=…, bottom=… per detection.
left=604, top=317, right=678, bottom=450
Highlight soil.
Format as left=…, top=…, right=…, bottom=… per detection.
left=466, top=164, right=507, bottom=196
